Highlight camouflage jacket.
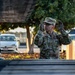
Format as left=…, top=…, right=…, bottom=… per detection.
left=34, top=30, right=71, bottom=59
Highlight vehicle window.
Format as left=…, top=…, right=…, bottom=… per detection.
left=0, top=36, right=16, bottom=41
left=70, top=36, right=75, bottom=40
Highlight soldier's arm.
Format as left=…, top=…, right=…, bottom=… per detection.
left=56, top=20, right=72, bottom=45
left=34, top=30, right=44, bottom=47
left=57, top=30, right=72, bottom=45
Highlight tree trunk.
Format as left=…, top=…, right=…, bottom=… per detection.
left=26, top=25, right=31, bottom=53
left=26, top=25, right=34, bottom=54
left=30, top=35, right=34, bottom=54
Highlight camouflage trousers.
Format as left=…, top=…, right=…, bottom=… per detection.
left=40, top=50, right=59, bottom=59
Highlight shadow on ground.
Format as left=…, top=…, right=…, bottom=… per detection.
left=0, top=60, right=11, bottom=71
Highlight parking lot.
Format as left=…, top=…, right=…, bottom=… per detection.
left=18, top=45, right=40, bottom=53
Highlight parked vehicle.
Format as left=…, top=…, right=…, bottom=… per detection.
left=69, top=34, right=75, bottom=40
left=0, top=34, right=19, bottom=53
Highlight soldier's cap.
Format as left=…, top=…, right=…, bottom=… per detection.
left=44, top=17, right=56, bottom=26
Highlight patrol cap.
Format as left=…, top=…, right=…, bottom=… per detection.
left=44, top=17, right=56, bottom=26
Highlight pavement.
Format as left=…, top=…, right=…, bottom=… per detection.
left=0, top=45, right=40, bottom=54
left=18, top=45, right=40, bottom=53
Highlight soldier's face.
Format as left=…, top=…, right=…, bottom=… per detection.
left=45, top=24, right=54, bottom=32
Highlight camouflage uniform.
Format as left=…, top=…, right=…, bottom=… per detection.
left=34, top=17, right=71, bottom=59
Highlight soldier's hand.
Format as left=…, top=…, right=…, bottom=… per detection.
left=39, top=23, right=45, bottom=32
left=56, top=20, right=64, bottom=31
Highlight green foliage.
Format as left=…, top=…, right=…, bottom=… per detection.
left=0, top=23, right=11, bottom=31
left=0, top=23, right=26, bottom=31
left=29, top=0, right=75, bottom=33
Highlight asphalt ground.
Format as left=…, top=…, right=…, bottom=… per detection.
left=18, top=45, right=40, bottom=53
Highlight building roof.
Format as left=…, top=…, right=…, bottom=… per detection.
left=0, top=0, right=36, bottom=23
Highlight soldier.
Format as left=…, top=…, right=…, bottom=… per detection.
left=34, top=17, right=72, bottom=59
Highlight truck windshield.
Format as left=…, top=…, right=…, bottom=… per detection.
left=70, top=36, right=75, bottom=40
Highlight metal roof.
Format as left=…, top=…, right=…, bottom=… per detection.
left=0, top=0, right=36, bottom=23
left=0, top=60, right=75, bottom=75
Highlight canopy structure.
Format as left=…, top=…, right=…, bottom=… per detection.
left=0, top=0, right=36, bottom=23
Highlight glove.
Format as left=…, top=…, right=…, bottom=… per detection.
left=56, top=20, right=67, bottom=36
left=39, top=23, right=45, bottom=32
left=56, top=20, right=64, bottom=31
